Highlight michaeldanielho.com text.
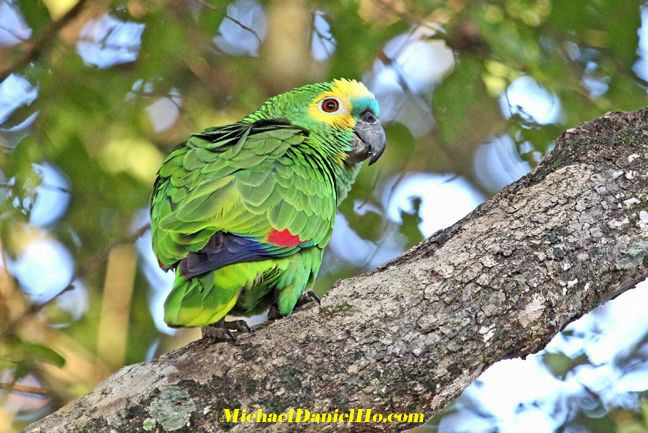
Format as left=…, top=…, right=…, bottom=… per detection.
left=223, top=408, right=424, bottom=424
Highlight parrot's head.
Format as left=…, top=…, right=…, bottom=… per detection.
left=245, top=79, right=386, bottom=165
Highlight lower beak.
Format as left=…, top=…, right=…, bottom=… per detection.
left=348, top=120, right=387, bottom=165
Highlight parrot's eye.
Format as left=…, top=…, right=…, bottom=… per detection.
left=320, top=98, right=340, bottom=113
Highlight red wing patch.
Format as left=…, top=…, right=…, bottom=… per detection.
left=267, top=229, right=304, bottom=247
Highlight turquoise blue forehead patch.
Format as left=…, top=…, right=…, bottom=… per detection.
left=351, top=96, right=380, bottom=117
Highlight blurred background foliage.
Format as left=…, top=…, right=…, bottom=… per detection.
left=0, top=0, right=646, bottom=431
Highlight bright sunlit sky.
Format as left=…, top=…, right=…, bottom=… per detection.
left=2, top=1, right=648, bottom=431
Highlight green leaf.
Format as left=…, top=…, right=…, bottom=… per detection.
left=542, top=351, right=588, bottom=379
left=1, top=336, right=66, bottom=370
left=17, top=0, right=52, bottom=34
left=19, top=339, right=66, bottom=368
left=433, top=55, right=504, bottom=147
left=399, top=196, right=424, bottom=247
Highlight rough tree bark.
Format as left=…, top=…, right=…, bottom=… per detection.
left=25, top=108, right=648, bottom=432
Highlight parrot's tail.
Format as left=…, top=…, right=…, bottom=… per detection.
left=163, top=250, right=323, bottom=327
left=164, top=271, right=240, bottom=327
left=163, top=259, right=281, bottom=327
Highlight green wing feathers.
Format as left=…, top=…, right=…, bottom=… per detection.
left=150, top=122, right=336, bottom=326
left=151, top=124, right=336, bottom=266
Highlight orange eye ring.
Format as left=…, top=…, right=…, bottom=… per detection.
left=320, top=98, right=340, bottom=113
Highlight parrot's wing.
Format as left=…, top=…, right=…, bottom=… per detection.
left=150, top=121, right=336, bottom=275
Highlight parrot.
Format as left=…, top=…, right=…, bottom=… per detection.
left=149, top=79, right=386, bottom=339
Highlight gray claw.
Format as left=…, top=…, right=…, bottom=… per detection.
left=295, top=291, right=321, bottom=310
left=305, top=291, right=321, bottom=305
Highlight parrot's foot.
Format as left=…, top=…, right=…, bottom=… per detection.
left=201, top=319, right=251, bottom=343
left=295, top=291, right=321, bottom=310
left=266, top=291, right=321, bottom=321
left=223, top=319, right=251, bottom=333
left=267, top=305, right=282, bottom=321
left=201, top=324, right=235, bottom=343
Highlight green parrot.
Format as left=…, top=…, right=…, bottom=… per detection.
left=150, top=79, right=386, bottom=336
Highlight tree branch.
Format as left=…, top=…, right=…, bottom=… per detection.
left=0, top=383, right=50, bottom=397
left=25, top=108, right=648, bottom=432
left=0, top=0, right=89, bottom=83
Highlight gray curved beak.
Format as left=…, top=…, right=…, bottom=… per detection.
left=347, top=119, right=387, bottom=166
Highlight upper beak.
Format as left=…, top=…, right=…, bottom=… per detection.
left=349, top=118, right=386, bottom=166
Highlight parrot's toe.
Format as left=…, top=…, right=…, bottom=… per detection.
left=268, top=305, right=282, bottom=321
left=295, top=291, right=321, bottom=311
left=223, top=319, right=251, bottom=333
left=304, top=291, right=321, bottom=305
left=201, top=322, right=236, bottom=343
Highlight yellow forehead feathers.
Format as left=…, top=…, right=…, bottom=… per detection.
left=307, top=79, right=375, bottom=128
left=329, top=79, right=374, bottom=101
